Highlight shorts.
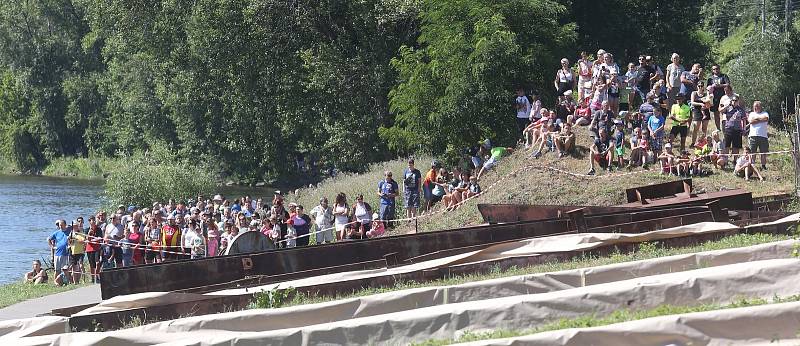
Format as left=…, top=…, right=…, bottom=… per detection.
left=651, top=136, right=663, bottom=152
left=692, top=109, right=710, bottom=121
left=483, top=157, right=499, bottom=171
left=379, top=204, right=395, bottom=223
left=615, top=146, right=625, bottom=157
left=145, top=248, right=159, bottom=262
left=724, top=129, right=743, bottom=149
left=404, top=189, right=420, bottom=209
left=592, top=153, right=609, bottom=165
left=70, top=253, right=85, bottom=266
left=670, top=125, right=688, bottom=138
left=54, top=255, right=69, bottom=273
left=748, top=136, right=769, bottom=153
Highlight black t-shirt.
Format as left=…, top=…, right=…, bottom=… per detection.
left=594, top=136, right=611, bottom=152
left=707, top=74, right=730, bottom=99
left=638, top=64, right=656, bottom=91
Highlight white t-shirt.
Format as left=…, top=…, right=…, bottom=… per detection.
left=105, top=223, right=123, bottom=240
left=334, top=204, right=349, bottom=225
left=354, top=203, right=371, bottom=224
left=748, top=111, right=769, bottom=138
left=515, top=96, right=531, bottom=119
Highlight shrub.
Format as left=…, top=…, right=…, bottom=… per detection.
left=103, top=148, right=215, bottom=208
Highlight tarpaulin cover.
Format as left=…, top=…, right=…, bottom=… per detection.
left=12, top=257, right=800, bottom=345
left=455, top=300, right=800, bottom=346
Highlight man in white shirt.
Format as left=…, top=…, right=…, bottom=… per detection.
left=718, top=85, right=739, bottom=126
left=514, top=88, right=531, bottom=138
left=747, top=100, right=769, bottom=170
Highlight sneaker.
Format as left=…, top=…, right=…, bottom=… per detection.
left=606, top=167, right=613, bottom=173
left=587, top=169, right=596, bottom=175
left=533, top=151, right=541, bottom=159
left=761, top=165, right=767, bottom=170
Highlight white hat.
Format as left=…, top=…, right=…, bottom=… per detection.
left=213, top=194, right=223, bottom=201
left=564, top=90, right=573, bottom=97
left=597, top=49, right=606, bottom=56
left=372, top=213, right=379, bottom=220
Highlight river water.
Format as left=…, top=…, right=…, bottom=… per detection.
left=0, top=175, right=274, bottom=285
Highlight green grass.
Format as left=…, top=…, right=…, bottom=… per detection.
left=250, top=233, right=793, bottom=309
left=40, top=156, right=118, bottom=179
left=411, top=294, right=800, bottom=346
left=357, top=125, right=794, bottom=235
left=0, top=278, right=91, bottom=309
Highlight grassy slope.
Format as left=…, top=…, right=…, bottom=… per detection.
left=0, top=280, right=92, bottom=309
left=288, top=125, right=794, bottom=234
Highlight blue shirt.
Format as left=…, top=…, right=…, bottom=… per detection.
left=378, top=179, right=399, bottom=206
left=48, top=229, right=71, bottom=256
left=648, top=115, right=665, bottom=137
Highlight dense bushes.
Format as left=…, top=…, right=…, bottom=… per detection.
left=103, top=147, right=215, bottom=208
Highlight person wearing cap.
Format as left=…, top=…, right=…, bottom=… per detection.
left=366, top=212, right=386, bottom=238
left=723, top=96, right=746, bottom=159
left=402, top=159, right=422, bottom=221
left=554, top=58, right=574, bottom=98
left=377, top=171, right=399, bottom=226
left=160, top=214, right=182, bottom=261
left=669, top=93, right=692, bottom=152
left=54, top=265, right=71, bottom=286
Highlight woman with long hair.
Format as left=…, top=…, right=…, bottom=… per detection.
left=333, top=192, right=350, bottom=241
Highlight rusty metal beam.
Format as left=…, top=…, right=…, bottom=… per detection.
left=69, top=209, right=795, bottom=332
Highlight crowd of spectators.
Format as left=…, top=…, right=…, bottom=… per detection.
left=514, top=50, right=771, bottom=180
left=31, top=49, right=775, bottom=286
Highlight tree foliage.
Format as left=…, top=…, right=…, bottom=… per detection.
left=384, top=0, right=576, bottom=152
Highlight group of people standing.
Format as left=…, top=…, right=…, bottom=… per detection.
left=513, top=49, right=771, bottom=180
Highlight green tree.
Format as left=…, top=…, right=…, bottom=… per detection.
left=384, top=0, right=575, bottom=153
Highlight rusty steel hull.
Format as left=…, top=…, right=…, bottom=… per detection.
left=70, top=209, right=795, bottom=332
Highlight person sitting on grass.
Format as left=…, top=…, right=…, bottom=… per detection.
left=25, top=260, right=48, bottom=284
left=444, top=171, right=470, bottom=210
left=573, top=98, right=592, bottom=126
left=523, top=108, right=549, bottom=150
left=659, top=143, right=677, bottom=175
left=54, top=265, right=70, bottom=286
left=554, top=122, right=576, bottom=158
left=734, top=147, right=764, bottom=181
left=477, top=146, right=514, bottom=180
left=587, top=128, right=613, bottom=175
left=532, top=122, right=556, bottom=159
left=676, top=150, right=691, bottom=177
left=465, top=175, right=481, bottom=199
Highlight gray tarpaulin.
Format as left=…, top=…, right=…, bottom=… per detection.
left=13, top=258, right=800, bottom=345
left=455, top=300, right=800, bottom=346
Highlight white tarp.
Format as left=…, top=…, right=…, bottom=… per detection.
left=455, top=300, right=800, bottom=346
left=13, top=258, right=800, bottom=345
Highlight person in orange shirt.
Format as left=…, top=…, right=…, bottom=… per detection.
left=422, top=161, right=440, bottom=213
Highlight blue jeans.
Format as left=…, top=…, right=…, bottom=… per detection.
left=379, top=204, right=395, bottom=222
